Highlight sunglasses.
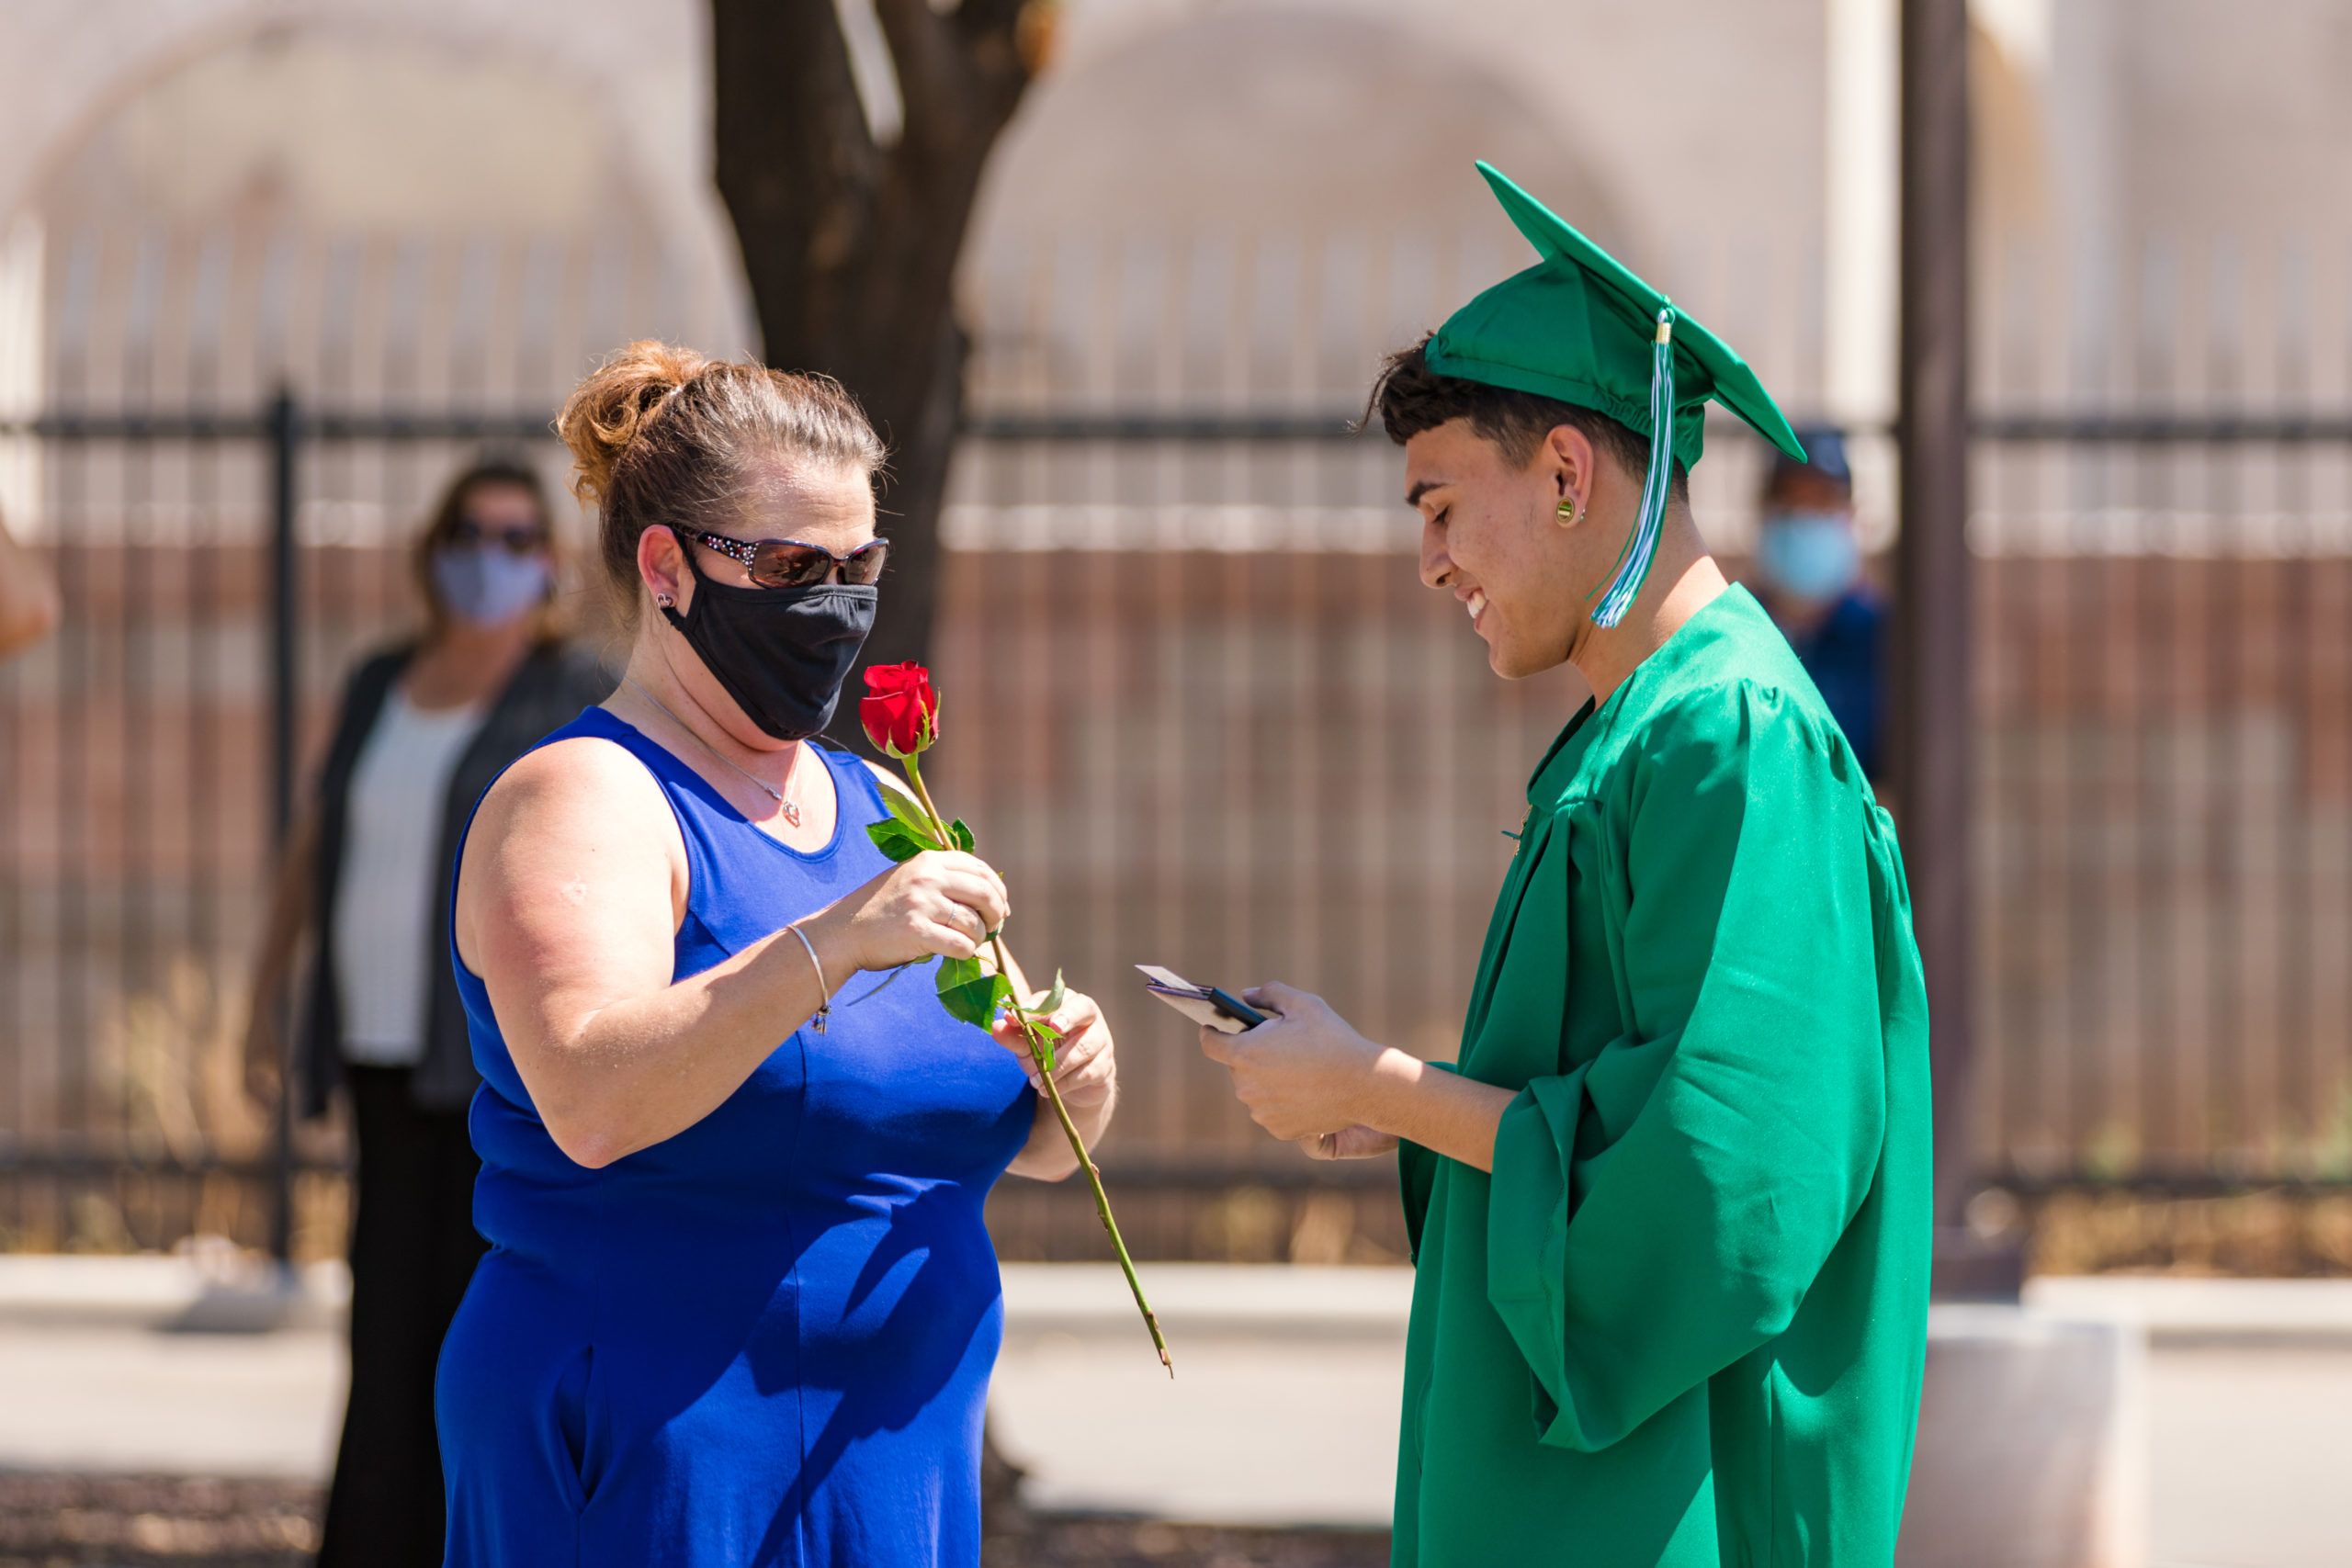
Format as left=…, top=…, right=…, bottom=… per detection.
left=689, top=528, right=889, bottom=588
left=448, top=518, right=548, bottom=556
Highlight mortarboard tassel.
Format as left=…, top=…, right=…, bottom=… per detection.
left=1590, top=307, right=1678, bottom=628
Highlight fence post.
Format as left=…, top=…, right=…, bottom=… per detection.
left=1898, top=0, right=2016, bottom=1296
left=266, top=388, right=301, bottom=1267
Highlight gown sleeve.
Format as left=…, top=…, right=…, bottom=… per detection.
left=1483, top=682, right=1888, bottom=1452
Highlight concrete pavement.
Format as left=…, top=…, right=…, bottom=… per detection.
left=0, top=1258, right=2346, bottom=1566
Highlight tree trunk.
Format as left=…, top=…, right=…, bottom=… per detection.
left=709, top=0, right=1035, bottom=688
left=844, top=312, right=968, bottom=682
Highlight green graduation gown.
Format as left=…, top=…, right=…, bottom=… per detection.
left=1395, top=586, right=1932, bottom=1567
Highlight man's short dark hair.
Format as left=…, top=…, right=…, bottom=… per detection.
left=1363, top=334, right=1689, bottom=502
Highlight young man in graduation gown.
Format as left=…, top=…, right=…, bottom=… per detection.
left=1197, top=164, right=1934, bottom=1566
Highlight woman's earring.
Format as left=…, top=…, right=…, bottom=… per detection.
left=656, top=592, right=675, bottom=609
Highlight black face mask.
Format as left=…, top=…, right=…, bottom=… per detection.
left=661, top=553, right=878, bottom=741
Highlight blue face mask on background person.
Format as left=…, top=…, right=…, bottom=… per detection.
left=1758, top=511, right=1860, bottom=602
left=433, top=546, right=550, bottom=626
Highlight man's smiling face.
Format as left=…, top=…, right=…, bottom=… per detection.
left=1405, top=417, right=1591, bottom=681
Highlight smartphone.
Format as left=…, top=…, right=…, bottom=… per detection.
left=1135, top=964, right=1269, bottom=1034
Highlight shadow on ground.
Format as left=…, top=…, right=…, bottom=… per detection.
left=0, top=1475, right=1391, bottom=1568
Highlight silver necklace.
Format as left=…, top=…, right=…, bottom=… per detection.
left=622, top=676, right=802, bottom=826
left=625, top=676, right=913, bottom=1016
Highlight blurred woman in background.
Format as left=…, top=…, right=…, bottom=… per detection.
left=243, top=456, right=610, bottom=1567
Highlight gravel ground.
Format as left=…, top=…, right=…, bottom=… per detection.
left=0, top=1476, right=317, bottom=1568
left=0, top=1474, right=1391, bottom=1568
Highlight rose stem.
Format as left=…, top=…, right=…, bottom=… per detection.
left=902, top=755, right=1172, bottom=1377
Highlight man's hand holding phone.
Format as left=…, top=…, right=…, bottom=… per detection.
left=1155, top=974, right=1404, bottom=1159
left=1136, top=965, right=1267, bottom=1033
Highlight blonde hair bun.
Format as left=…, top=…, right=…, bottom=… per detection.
left=556, top=340, right=710, bottom=508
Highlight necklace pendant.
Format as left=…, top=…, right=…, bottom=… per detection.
left=782, top=799, right=803, bottom=829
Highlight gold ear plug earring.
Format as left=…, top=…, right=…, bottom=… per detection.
left=1555, top=496, right=1584, bottom=525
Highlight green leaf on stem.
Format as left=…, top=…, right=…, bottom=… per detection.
left=1012, top=970, right=1069, bottom=1072
left=1026, top=1018, right=1062, bottom=1074
left=866, top=818, right=942, bottom=863
left=881, top=785, right=937, bottom=838
left=938, top=960, right=1012, bottom=1029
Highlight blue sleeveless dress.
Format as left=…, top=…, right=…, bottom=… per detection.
left=436, top=707, right=1035, bottom=1567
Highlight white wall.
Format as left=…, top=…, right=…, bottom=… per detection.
left=0, top=0, right=2342, bottom=415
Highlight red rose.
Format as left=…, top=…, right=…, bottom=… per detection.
left=860, top=662, right=938, bottom=758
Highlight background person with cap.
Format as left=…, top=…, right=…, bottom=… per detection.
left=1751, top=424, right=1889, bottom=784
left=1194, top=164, right=1932, bottom=1566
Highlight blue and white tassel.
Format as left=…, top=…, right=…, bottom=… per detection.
left=1590, top=307, right=1678, bottom=629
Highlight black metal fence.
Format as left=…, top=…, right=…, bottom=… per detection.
left=0, top=400, right=582, bottom=1261
left=1971, top=417, right=2352, bottom=1195
left=0, top=394, right=2347, bottom=1265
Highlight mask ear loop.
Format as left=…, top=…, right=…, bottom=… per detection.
left=1589, top=306, right=1678, bottom=629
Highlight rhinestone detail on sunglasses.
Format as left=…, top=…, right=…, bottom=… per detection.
left=688, top=529, right=888, bottom=588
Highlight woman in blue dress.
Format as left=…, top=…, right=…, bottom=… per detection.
left=437, top=341, right=1120, bottom=1567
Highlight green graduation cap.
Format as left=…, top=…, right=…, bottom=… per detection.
left=1428, top=163, right=1808, bottom=626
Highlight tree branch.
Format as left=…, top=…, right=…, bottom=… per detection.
left=955, top=0, right=1038, bottom=123
left=953, top=0, right=1033, bottom=52
left=713, top=0, right=876, bottom=178
left=873, top=0, right=967, bottom=153
left=712, top=0, right=884, bottom=358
